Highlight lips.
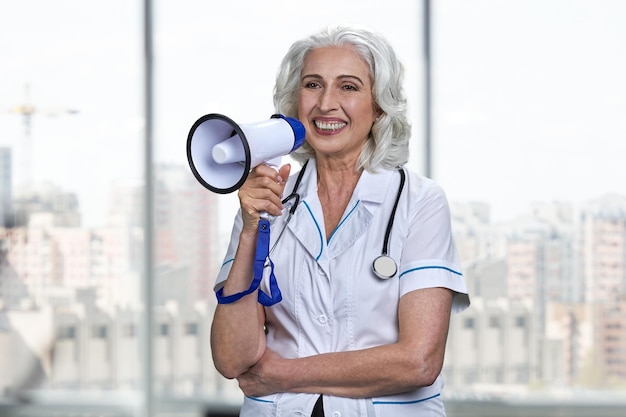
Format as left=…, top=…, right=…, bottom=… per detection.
left=313, top=119, right=347, bottom=132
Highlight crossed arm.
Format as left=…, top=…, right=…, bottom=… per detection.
left=212, top=282, right=453, bottom=399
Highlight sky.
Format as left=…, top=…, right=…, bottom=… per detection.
left=1, top=0, right=625, bottom=227
left=432, top=0, right=626, bottom=219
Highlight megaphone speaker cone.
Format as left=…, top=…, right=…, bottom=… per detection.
left=186, top=113, right=306, bottom=194
left=187, top=113, right=251, bottom=194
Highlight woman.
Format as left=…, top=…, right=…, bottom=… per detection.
left=210, top=25, right=470, bottom=417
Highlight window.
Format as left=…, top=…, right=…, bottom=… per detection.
left=57, top=326, right=76, bottom=340
left=158, top=323, right=169, bottom=337
left=184, top=322, right=198, bottom=336
left=91, top=325, right=108, bottom=339
left=435, top=0, right=626, bottom=398
left=0, top=0, right=143, bottom=407
left=2, top=1, right=625, bottom=416
left=123, top=324, right=136, bottom=338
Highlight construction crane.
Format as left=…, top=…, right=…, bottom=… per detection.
left=6, top=83, right=79, bottom=187
left=9, top=83, right=79, bottom=136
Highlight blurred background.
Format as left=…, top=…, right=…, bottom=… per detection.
left=1, top=0, right=625, bottom=416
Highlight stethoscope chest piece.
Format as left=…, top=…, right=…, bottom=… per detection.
left=371, top=167, right=406, bottom=280
left=372, top=255, right=398, bottom=280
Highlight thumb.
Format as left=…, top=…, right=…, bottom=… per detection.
left=278, top=164, right=291, bottom=183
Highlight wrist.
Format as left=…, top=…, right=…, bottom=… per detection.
left=238, top=228, right=259, bottom=249
left=274, top=357, right=296, bottom=393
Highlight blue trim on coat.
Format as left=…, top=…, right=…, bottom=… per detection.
left=372, top=393, right=441, bottom=405
left=328, top=200, right=361, bottom=244
left=399, top=265, right=462, bottom=278
left=245, top=395, right=274, bottom=403
left=302, top=200, right=324, bottom=261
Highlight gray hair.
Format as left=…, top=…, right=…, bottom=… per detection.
left=273, top=25, right=411, bottom=171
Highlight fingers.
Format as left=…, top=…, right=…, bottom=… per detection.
left=238, top=164, right=292, bottom=224
left=236, top=349, right=282, bottom=397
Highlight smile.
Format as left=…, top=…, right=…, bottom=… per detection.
left=314, top=120, right=347, bottom=131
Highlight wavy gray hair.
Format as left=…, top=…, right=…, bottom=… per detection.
left=273, top=25, right=411, bottom=171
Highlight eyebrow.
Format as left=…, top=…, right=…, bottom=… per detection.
left=301, top=73, right=365, bottom=86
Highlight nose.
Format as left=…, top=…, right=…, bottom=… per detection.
left=318, top=87, right=339, bottom=112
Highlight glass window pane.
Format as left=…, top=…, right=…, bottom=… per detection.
left=0, top=0, right=143, bottom=410
left=435, top=0, right=626, bottom=399
left=153, top=0, right=424, bottom=406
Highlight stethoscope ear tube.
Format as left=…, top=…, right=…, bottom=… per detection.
left=371, top=167, right=406, bottom=279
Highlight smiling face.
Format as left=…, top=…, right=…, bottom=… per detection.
left=298, top=46, right=379, bottom=166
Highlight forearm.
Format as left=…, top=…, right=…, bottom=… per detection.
left=272, top=291, right=451, bottom=398
left=240, top=339, right=444, bottom=399
left=278, top=343, right=443, bottom=398
left=210, top=231, right=266, bottom=379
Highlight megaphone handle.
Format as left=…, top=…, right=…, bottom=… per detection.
left=258, top=156, right=282, bottom=222
left=260, top=212, right=275, bottom=222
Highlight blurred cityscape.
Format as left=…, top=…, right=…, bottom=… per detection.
left=1, top=146, right=625, bottom=405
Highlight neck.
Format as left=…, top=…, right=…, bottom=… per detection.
left=316, top=163, right=361, bottom=196
left=315, top=158, right=362, bottom=240
left=315, top=155, right=361, bottom=192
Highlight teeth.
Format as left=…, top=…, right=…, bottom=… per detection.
left=314, top=120, right=346, bottom=131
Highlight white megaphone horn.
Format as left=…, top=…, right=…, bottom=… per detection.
left=187, top=113, right=306, bottom=194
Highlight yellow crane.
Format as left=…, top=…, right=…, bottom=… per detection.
left=7, top=83, right=78, bottom=187
left=9, top=83, right=79, bottom=137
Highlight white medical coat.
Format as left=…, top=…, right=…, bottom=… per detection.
left=215, top=161, right=470, bottom=417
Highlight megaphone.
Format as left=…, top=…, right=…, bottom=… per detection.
left=187, top=113, right=306, bottom=194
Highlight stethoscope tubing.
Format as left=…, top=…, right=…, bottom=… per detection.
left=267, top=161, right=406, bottom=279
left=382, top=167, right=405, bottom=256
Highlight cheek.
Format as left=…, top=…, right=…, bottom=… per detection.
left=349, top=101, right=377, bottom=125
left=297, top=93, right=314, bottom=114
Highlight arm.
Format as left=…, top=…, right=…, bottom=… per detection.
left=237, top=286, right=453, bottom=398
left=210, top=164, right=291, bottom=379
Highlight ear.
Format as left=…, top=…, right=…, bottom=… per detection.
left=374, top=105, right=383, bottom=121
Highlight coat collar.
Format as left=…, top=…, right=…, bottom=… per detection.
left=280, top=160, right=399, bottom=266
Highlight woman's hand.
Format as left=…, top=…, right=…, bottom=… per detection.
left=237, top=348, right=284, bottom=397
left=238, top=164, right=292, bottom=232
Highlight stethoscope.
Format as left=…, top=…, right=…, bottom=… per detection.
left=269, top=160, right=406, bottom=280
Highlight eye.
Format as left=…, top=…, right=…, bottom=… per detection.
left=341, top=84, right=358, bottom=91
left=304, top=81, right=320, bottom=89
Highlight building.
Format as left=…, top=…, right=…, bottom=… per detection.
left=580, top=195, right=626, bottom=383
left=0, top=147, right=11, bottom=228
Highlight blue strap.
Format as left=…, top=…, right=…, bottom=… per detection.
left=215, top=219, right=282, bottom=306
left=255, top=219, right=282, bottom=306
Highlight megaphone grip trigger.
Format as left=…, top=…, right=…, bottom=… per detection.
left=260, top=211, right=275, bottom=223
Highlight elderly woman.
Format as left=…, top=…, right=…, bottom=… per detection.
left=210, top=25, right=469, bottom=417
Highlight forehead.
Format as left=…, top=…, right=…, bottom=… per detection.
left=302, top=46, right=372, bottom=81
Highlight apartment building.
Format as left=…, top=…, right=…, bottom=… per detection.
left=2, top=179, right=626, bottom=395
